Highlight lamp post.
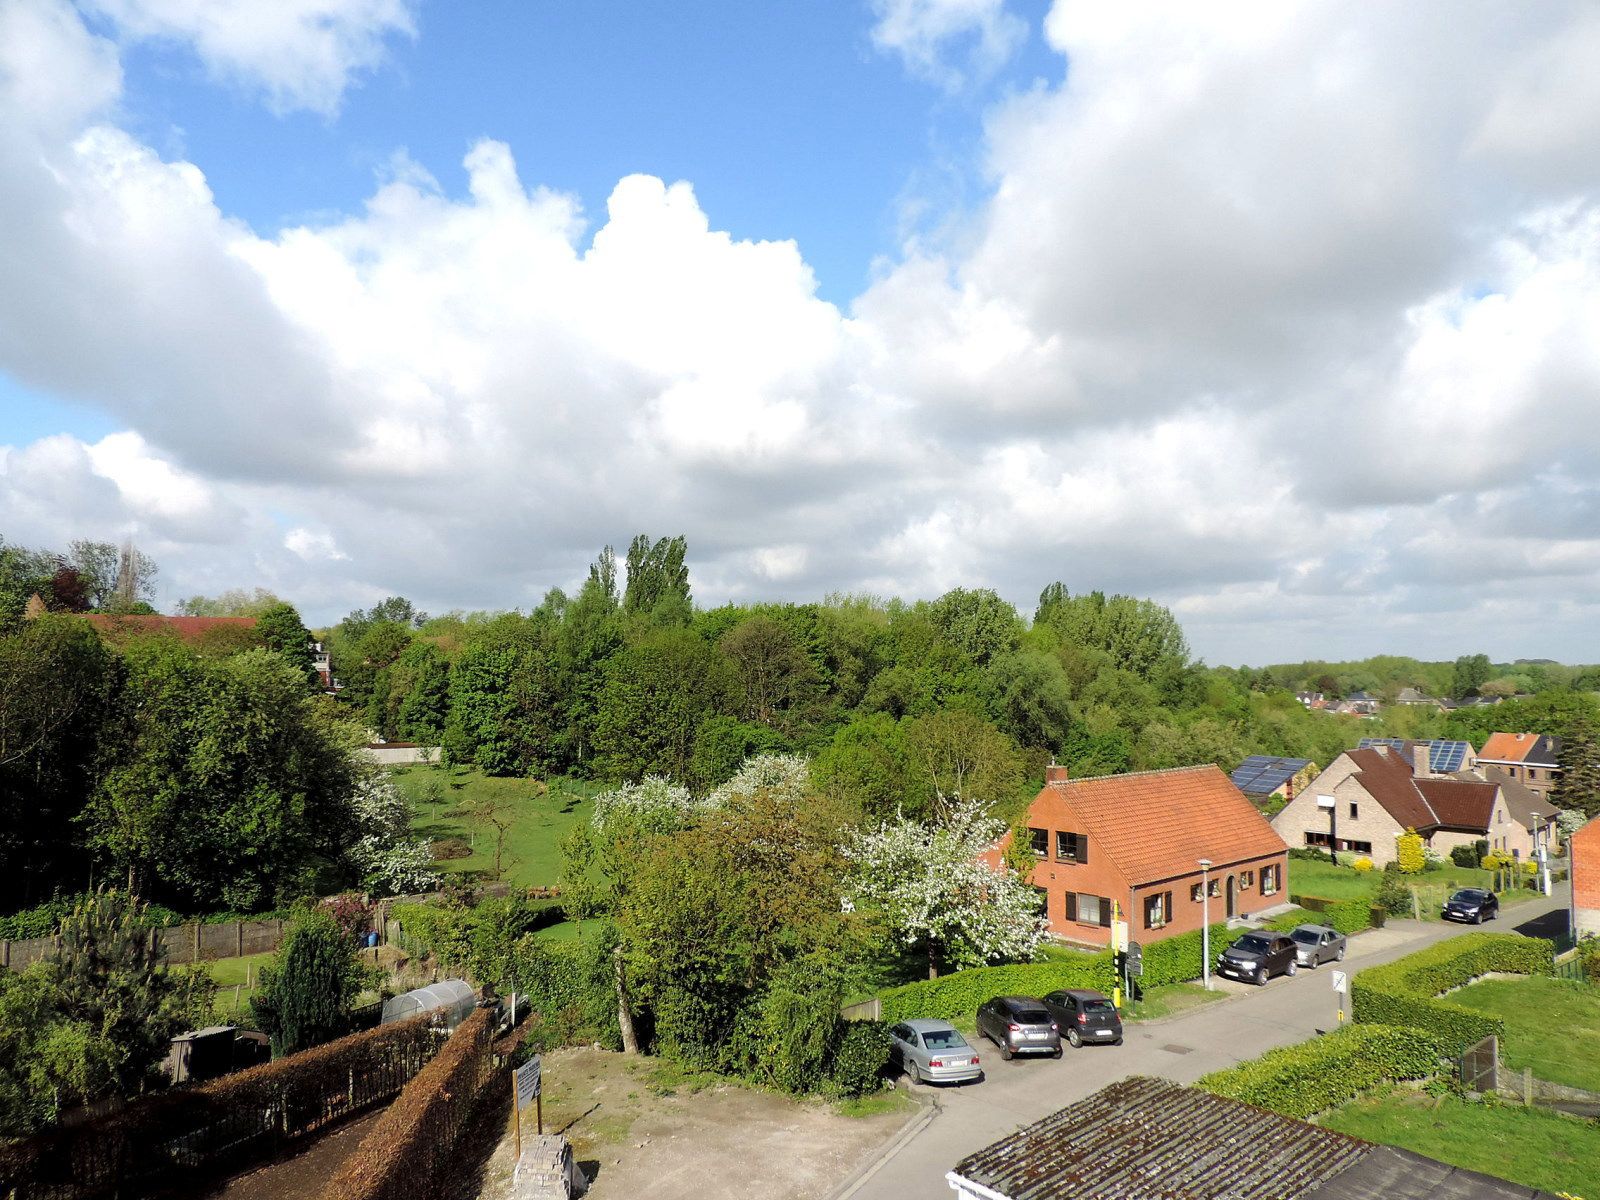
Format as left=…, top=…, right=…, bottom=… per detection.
left=1199, top=858, right=1213, bottom=991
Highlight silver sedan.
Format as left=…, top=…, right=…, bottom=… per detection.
left=887, top=1019, right=983, bottom=1085
left=1290, top=923, right=1347, bottom=968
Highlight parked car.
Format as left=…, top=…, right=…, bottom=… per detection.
left=1040, top=989, right=1122, bottom=1048
left=1289, top=924, right=1347, bottom=968
left=976, top=996, right=1062, bottom=1060
left=887, top=1019, right=982, bottom=1085
left=1218, top=931, right=1298, bottom=985
left=1442, top=888, right=1499, bottom=924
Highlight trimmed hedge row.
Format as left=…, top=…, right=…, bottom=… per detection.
left=880, top=956, right=1115, bottom=1023
left=1291, top=894, right=1385, bottom=934
left=1351, top=932, right=1555, bottom=1054
left=1199, top=1023, right=1444, bottom=1118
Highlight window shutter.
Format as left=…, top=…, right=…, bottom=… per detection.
left=1098, top=897, right=1111, bottom=928
left=1065, top=892, right=1077, bottom=922
left=1079, top=836, right=1089, bottom=866
left=1164, top=891, right=1174, bottom=922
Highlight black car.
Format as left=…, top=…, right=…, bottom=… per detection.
left=1040, top=988, right=1122, bottom=1048
left=1218, top=931, right=1298, bottom=985
left=1442, top=888, right=1499, bottom=924
left=976, top=995, right=1062, bottom=1060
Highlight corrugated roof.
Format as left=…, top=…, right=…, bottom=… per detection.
left=1040, top=765, right=1287, bottom=885
left=950, top=1076, right=1367, bottom=1200
left=1303, top=1146, right=1556, bottom=1199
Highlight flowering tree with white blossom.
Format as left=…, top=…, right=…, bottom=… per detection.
left=843, top=800, right=1046, bottom=979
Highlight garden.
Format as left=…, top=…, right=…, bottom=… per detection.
left=1451, top=975, right=1600, bottom=1093
left=1288, top=851, right=1541, bottom=920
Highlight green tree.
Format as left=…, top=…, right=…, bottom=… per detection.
left=251, top=905, right=374, bottom=1055
left=924, top=587, right=1020, bottom=667
left=443, top=614, right=562, bottom=774
left=1035, top=585, right=1189, bottom=688
left=593, top=629, right=733, bottom=780
left=719, top=615, right=821, bottom=731
left=987, top=649, right=1075, bottom=753
left=811, top=713, right=915, bottom=821
left=902, top=708, right=1027, bottom=821
left=1553, top=713, right=1600, bottom=819
left=256, top=600, right=320, bottom=688
left=1451, top=653, right=1493, bottom=699
left=176, top=587, right=284, bottom=617
left=623, top=534, right=692, bottom=625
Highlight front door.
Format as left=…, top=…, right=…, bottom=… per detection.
left=1226, top=875, right=1236, bottom=919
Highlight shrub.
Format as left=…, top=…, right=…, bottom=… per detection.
left=1374, top=873, right=1412, bottom=917
left=1199, top=1024, right=1444, bottom=1118
left=880, top=955, right=1115, bottom=1024
left=1288, top=846, right=1331, bottom=862
left=1449, top=845, right=1479, bottom=869
left=503, top=932, right=618, bottom=1051
left=1351, top=932, right=1555, bottom=1054
left=251, top=906, right=379, bottom=1056
left=823, top=1021, right=892, bottom=1098
left=1396, top=829, right=1426, bottom=874
left=1292, top=895, right=1381, bottom=934
left=1352, top=857, right=1374, bottom=873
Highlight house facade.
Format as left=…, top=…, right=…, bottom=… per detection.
left=1572, top=816, right=1600, bottom=940
left=1009, top=764, right=1288, bottom=947
left=1272, top=745, right=1523, bottom=867
left=1477, top=732, right=1563, bottom=801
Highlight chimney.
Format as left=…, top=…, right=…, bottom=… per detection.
left=1412, top=744, right=1431, bottom=777
left=1045, top=763, right=1070, bottom=786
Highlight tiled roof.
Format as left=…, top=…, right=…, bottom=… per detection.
left=1344, top=747, right=1501, bottom=835
left=1479, top=732, right=1561, bottom=768
left=82, top=614, right=259, bottom=643
left=1417, top=779, right=1497, bottom=831
left=950, top=1076, right=1367, bottom=1200
left=1040, top=765, right=1287, bottom=885
left=1488, top=773, right=1560, bottom=827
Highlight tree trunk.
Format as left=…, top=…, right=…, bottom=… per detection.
left=614, top=946, right=640, bottom=1054
left=927, top=943, right=940, bottom=980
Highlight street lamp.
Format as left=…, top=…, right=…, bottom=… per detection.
left=1199, top=858, right=1213, bottom=991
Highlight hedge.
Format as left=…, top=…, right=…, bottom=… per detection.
left=1351, top=932, right=1555, bottom=1054
left=1199, top=1023, right=1444, bottom=1118
left=880, top=956, right=1116, bottom=1023
left=1290, top=894, right=1385, bottom=934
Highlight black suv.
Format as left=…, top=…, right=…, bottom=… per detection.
left=1218, top=931, right=1298, bottom=985
left=1040, top=989, right=1123, bottom=1048
left=1442, top=888, right=1499, bottom=924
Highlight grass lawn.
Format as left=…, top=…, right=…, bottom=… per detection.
left=1452, top=976, right=1600, bottom=1093
left=203, top=950, right=274, bottom=1019
left=389, top=764, right=600, bottom=890
left=1288, top=858, right=1540, bottom=919
left=533, top=917, right=607, bottom=941
left=1127, top=982, right=1229, bottom=1022
left=1320, top=1086, right=1600, bottom=1197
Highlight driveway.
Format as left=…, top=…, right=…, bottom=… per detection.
left=842, top=884, right=1571, bottom=1200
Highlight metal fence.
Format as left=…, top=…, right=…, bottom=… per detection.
left=1459, top=1034, right=1499, bottom=1094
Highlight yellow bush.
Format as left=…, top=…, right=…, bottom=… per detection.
left=1353, top=857, right=1374, bottom=872
left=1396, top=829, right=1426, bottom=875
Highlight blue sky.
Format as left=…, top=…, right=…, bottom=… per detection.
left=3, top=1, right=1600, bottom=662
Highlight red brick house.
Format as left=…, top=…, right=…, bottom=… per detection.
left=1572, top=815, right=1600, bottom=940
left=1009, top=764, right=1290, bottom=947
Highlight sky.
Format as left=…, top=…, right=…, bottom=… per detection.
left=2, top=0, right=1599, bottom=666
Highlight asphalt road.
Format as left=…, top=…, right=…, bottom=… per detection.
left=843, top=884, right=1572, bottom=1200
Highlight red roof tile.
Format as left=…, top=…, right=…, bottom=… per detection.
left=82, top=614, right=258, bottom=643
left=1479, top=732, right=1539, bottom=763
left=1416, top=779, right=1497, bottom=831
left=1038, top=765, right=1287, bottom=885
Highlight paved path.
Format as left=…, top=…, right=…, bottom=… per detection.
left=845, top=886, right=1571, bottom=1200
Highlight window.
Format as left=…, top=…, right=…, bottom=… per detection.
left=1190, top=883, right=1203, bottom=903
left=1347, top=840, right=1373, bottom=855
left=1065, top=892, right=1110, bottom=927
left=1349, top=802, right=1359, bottom=820
left=1240, top=870, right=1255, bottom=888
left=1143, top=891, right=1172, bottom=929
left=1034, top=887, right=1049, bottom=918
left=1261, top=865, right=1280, bottom=896
left=1207, top=878, right=1221, bottom=898
left=1305, top=831, right=1332, bottom=847
left=1056, top=831, right=1088, bottom=864
left=1029, top=827, right=1047, bottom=857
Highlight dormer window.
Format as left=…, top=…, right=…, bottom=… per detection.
left=1056, top=831, right=1088, bottom=864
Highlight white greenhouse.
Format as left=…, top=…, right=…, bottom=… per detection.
left=380, top=978, right=478, bottom=1030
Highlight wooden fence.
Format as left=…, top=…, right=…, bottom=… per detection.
left=0, top=1016, right=445, bottom=1200
left=1, top=918, right=288, bottom=972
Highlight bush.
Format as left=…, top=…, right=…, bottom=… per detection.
left=1374, top=873, right=1412, bottom=917
left=503, top=932, right=618, bottom=1051
left=1352, top=857, right=1374, bottom=872
left=1288, top=846, right=1332, bottom=862
left=1449, top=845, right=1479, bottom=868
left=823, top=1021, right=892, bottom=1098
left=1292, top=895, right=1382, bottom=934
left=1199, top=1024, right=1444, bottom=1118
left=880, top=955, right=1116, bottom=1023
left=1396, top=829, right=1426, bottom=874
left=1351, top=932, right=1555, bottom=1054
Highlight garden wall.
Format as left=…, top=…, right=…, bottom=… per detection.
left=2, top=918, right=289, bottom=972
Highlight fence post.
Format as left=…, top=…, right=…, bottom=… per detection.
left=236, top=921, right=244, bottom=958
left=192, top=922, right=201, bottom=962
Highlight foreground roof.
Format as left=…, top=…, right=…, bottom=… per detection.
left=1041, top=765, right=1287, bottom=884
left=949, top=1077, right=1558, bottom=1200
left=1343, top=747, right=1502, bottom=835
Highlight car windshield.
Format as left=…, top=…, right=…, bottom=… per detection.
left=1234, top=935, right=1271, bottom=953
left=1450, top=890, right=1483, bottom=903
left=921, top=1030, right=967, bottom=1050
left=1014, top=1009, right=1052, bottom=1025
left=1291, top=930, right=1321, bottom=945
left=1082, top=1000, right=1116, bottom=1015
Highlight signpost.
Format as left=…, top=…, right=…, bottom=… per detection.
left=512, top=1054, right=542, bottom=1160
left=1331, top=969, right=1348, bottom=1027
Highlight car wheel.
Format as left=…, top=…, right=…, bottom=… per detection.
left=1474, top=912, right=1483, bottom=924
left=1066, top=1028, right=1082, bottom=1049
left=1335, top=946, right=1346, bottom=962
left=1112, top=1036, right=1123, bottom=1046
left=911, top=1063, right=923, bottom=1084
left=1052, top=1046, right=1064, bottom=1060
left=1286, top=960, right=1298, bottom=977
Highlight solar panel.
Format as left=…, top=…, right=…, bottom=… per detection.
left=1230, top=756, right=1312, bottom=795
left=1429, top=740, right=1468, bottom=773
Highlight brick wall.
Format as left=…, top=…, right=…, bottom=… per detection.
left=1272, top=757, right=1405, bottom=865
left=1572, top=817, right=1600, bottom=938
